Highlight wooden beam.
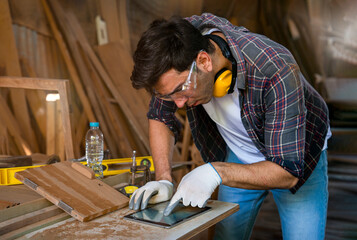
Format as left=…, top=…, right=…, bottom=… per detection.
left=99, top=0, right=131, bottom=51
left=117, top=0, right=132, bottom=52
left=47, top=0, right=150, bottom=154
left=78, top=44, right=132, bottom=156
left=0, top=205, right=63, bottom=236
left=20, top=59, right=47, bottom=140
left=47, top=7, right=119, bottom=157
left=0, top=95, right=29, bottom=155
left=46, top=100, right=56, bottom=156
left=99, top=0, right=121, bottom=43
left=41, top=0, right=96, bottom=123
left=97, top=42, right=150, bottom=154
left=58, top=5, right=149, bottom=152
left=0, top=124, right=9, bottom=155
left=0, top=0, right=36, bottom=154
left=0, top=77, right=74, bottom=160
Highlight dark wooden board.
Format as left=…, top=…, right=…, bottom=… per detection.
left=14, top=162, right=129, bottom=222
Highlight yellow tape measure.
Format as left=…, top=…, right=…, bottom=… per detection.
left=119, top=185, right=138, bottom=197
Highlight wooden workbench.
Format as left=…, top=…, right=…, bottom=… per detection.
left=0, top=167, right=239, bottom=239
left=21, top=200, right=239, bottom=239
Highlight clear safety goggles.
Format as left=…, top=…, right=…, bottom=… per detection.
left=155, top=60, right=197, bottom=101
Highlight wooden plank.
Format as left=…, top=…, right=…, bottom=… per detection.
left=55, top=99, right=65, bottom=161
left=55, top=79, right=74, bottom=161
left=99, top=0, right=121, bottom=43
left=0, top=95, right=30, bottom=155
left=1, top=212, right=69, bottom=239
left=117, top=0, right=132, bottom=52
left=0, top=200, right=19, bottom=210
left=79, top=45, right=132, bottom=157
left=48, top=1, right=150, bottom=152
left=20, top=58, right=47, bottom=140
left=0, top=172, right=129, bottom=223
left=46, top=100, right=56, bottom=156
left=0, top=189, right=47, bottom=222
left=0, top=77, right=66, bottom=91
left=41, top=0, right=96, bottom=123
left=99, top=0, right=131, bottom=51
left=0, top=155, right=32, bottom=168
left=97, top=42, right=151, bottom=123
left=178, top=0, right=203, bottom=18
left=43, top=0, right=118, bottom=157
left=9, top=0, right=51, bottom=36
left=0, top=0, right=35, bottom=155
left=0, top=205, right=63, bottom=235
left=13, top=25, right=46, bottom=148
left=51, top=13, right=118, bottom=157
left=74, top=111, right=88, bottom=158
left=96, top=42, right=150, bottom=155
left=15, top=162, right=129, bottom=222
left=0, top=124, right=9, bottom=155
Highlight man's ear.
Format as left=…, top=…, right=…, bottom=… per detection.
left=197, top=51, right=212, bottom=72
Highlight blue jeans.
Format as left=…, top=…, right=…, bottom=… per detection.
left=215, top=149, right=328, bottom=240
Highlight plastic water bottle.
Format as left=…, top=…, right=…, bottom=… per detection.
left=85, top=122, right=104, bottom=179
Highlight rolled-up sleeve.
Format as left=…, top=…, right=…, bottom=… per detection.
left=147, top=96, right=182, bottom=143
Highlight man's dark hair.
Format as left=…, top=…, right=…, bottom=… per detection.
left=131, top=16, right=214, bottom=94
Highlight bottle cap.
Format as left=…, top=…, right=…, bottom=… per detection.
left=90, top=122, right=99, bottom=127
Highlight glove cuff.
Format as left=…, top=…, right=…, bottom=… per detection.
left=158, top=180, right=173, bottom=186
left=208, top=163, right=222, bottom=185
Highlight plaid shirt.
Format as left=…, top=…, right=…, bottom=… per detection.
left=147, top=13, right=329, bottom=193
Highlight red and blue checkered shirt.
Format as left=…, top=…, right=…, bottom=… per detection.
left=147, top=13, right=329, bottom=193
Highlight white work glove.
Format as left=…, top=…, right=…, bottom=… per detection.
left=129, top=180, right=173, bottom=211
left=163, top=163, right=222, bottom=216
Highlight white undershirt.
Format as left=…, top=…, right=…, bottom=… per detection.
left=203, top=86, right=266, bottom=164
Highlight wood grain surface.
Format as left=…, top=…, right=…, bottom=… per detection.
left=14, top=161, right=129, bottom=222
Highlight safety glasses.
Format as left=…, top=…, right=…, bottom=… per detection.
left=155, top=61, right=197, bottom=101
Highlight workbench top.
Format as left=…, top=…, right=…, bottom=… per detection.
left=22, top=200, right=239, bottom=240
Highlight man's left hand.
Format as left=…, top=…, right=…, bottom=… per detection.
left=164, top=163, right=222, bottom=216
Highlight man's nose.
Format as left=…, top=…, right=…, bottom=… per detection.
left=174, top=98, right=188, bottom=108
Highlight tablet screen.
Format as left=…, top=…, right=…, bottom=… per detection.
left=124, top=201, right=211, bottom=228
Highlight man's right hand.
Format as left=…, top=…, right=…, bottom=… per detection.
left=129, top=180, right=174, bottom=210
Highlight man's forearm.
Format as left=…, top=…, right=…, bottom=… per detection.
left=149, top=119, right=175, bottom=182
left=211, top=161, right=299, bottom=189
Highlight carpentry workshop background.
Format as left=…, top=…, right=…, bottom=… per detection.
left=0, top=0, right=356, bottom=239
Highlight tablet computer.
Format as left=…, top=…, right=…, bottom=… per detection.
left=124, top=201, right=211, bottom=228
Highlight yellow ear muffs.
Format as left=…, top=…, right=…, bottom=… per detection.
left=213, top=68, right=232, bottom=98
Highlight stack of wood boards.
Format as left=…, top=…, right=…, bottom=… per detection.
left=0, top=0, right=153, bottom=160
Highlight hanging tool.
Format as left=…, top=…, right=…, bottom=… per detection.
left=119, top=150, right=152, bottom=197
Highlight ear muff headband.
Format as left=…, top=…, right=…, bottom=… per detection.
left=206, top=34, right=237, bottom=97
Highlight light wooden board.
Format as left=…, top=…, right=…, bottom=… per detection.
left=22, top=200, right=239, bottom=239
left=14, top=161, right=129, bottom=222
